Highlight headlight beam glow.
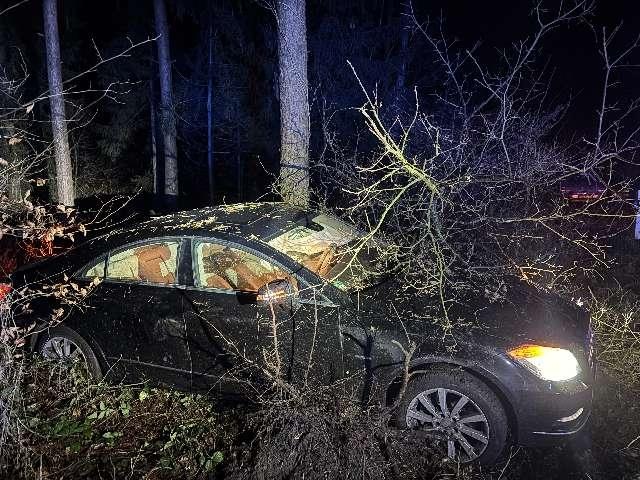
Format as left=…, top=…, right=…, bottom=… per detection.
left=507, top=344, right=580, bottom=381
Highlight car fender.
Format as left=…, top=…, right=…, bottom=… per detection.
left=377, top=347, right=525, bottom=442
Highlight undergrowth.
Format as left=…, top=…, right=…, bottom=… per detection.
left=1, top=276, right=640, bottom=479
left=1, top=359, right=229, bottom=479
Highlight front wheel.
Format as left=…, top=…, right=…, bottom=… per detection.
left=36, top=326, right=103, bottom=381
left=393, top=367, right=509, bottom=465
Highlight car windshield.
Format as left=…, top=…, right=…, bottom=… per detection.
left=267, top=213, right=389, bottom=291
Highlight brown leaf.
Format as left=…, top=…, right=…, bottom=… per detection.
left=8, top=137, right=22, bottom=146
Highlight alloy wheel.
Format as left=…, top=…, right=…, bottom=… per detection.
left=405, top=387, right=490, bottom=462
left=41, top=336, right=86, bottom=364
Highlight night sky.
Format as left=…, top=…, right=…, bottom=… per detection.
left=417, top=0, right=640, bottom=138
left=342, top=1, right=640, bottom=134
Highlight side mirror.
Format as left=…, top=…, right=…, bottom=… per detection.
left=256, top=279, right=295, bottom=306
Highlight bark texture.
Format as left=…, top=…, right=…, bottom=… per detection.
left=43, top=0, right=74, bottom=205
left=207, top=18, right=215, bottom=205
left=149, top=80, right=158, bottom=195
left=276, top=0, right=310, bottom=208
left=153, top=0, right=179, bottom=205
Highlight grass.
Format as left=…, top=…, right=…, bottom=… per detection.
left=1, top=359, right=229, bottom=479
left=3, top=313, right=639, bottom=480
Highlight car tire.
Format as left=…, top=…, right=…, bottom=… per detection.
left=36, top=325, right=103, bottom=381
left=392, top=366, right=508, bottom=465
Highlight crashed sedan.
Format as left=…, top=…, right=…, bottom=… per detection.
left=6, top=202, right=595, bottom=465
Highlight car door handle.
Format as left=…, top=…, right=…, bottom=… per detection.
left=192, top=301, right=223, bottom=313
left=163, top=317, right=183, bottom=326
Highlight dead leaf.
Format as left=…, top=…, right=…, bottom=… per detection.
left=25, top=103, right=34, bottom=114
left=8, top=137, right=22, bottom=146
left=0, top=158, right=7, bottom=167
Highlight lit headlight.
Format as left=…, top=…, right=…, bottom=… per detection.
left=507, top=344, right=580, bottom=381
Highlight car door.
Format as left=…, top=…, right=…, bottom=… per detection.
left=182, top=237, right=342, bottom=394
left=182, top=238, right=292, bottom=393
left=74, top=238, right=191, bottom=388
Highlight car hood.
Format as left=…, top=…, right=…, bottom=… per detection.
left=351, top=276, right=590, bottom=351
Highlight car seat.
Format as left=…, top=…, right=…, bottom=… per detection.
left=135, top=244, right=175, bottom=284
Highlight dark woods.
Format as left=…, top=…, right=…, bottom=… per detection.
left=2, top=1, right=640, bottom=479
left=1, top=0, right=440, bottom=210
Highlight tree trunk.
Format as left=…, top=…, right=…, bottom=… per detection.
left=207, top=16, right=215, bottom=205
left=276, top=0, right=310, bottom=208
left=153, top=0, right=178, bottom=208
left=149, top=79, right=158, bottom=195
left=43, top=0, right=74, bottom=206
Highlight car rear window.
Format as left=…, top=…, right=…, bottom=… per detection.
left=106, top=241, right=180, bottom=285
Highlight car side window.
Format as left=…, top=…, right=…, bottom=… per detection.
left=79, top=257, right=106, bottom=279
left=106, top=241, right=180, bottom=285
left=194, top=241, right=291, bottom=292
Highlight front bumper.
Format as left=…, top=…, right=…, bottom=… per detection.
left=515, top=383, right=592, bottom=446
left=512, top=358, right=594, bottom=447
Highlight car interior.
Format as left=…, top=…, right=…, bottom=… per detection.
left=106, top=242, right=179, bottom=284
left=196, top=242, right=292, bottom=292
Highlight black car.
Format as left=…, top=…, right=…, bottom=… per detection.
left=6, top=202, right=595, bottom=465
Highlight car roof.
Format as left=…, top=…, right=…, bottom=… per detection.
left=128, top=202, right=310, bottom=241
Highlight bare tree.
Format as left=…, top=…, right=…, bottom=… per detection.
left=0, top=41, right=29, bottom=204
left=313, top=0, right=640, bottom=319
left=42, top=0, right=74, bottom=206
left=276, top=0, right=310, bottom=207
left=153, top=0, right=178, bottom=208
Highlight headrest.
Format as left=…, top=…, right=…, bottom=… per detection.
left=135, top=244, right=172, bottom=262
